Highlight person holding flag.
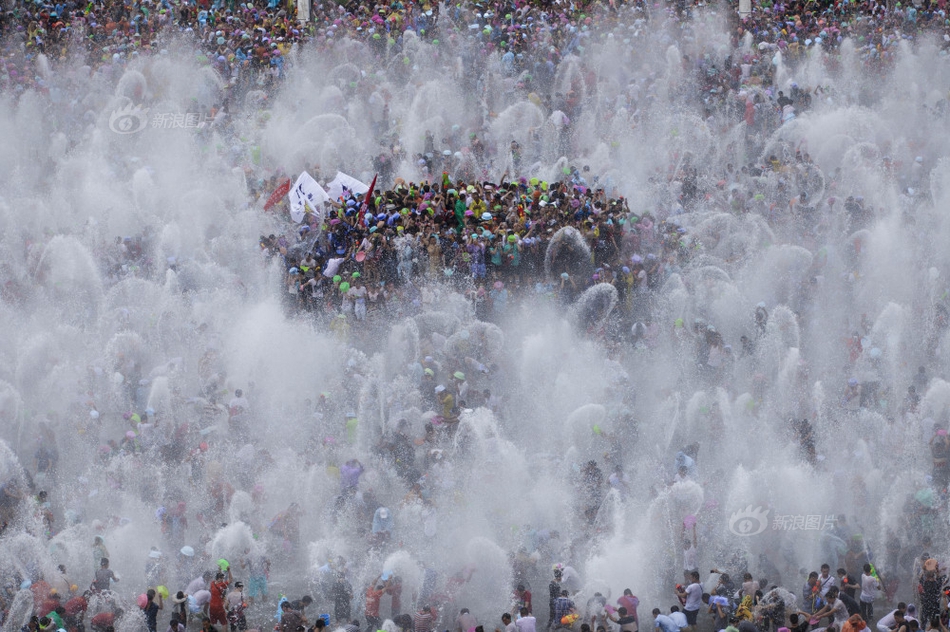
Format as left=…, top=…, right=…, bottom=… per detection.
left=357, top=174, right=378, bottom=226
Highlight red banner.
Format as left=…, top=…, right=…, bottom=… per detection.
left=263, top=178, right=292, bottom=211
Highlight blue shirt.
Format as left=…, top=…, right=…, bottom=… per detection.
left=553, top=597, right=575, bottom=622
left=670, top=612, right=688, bottom=628
left=655, top=614, right=680, bottom=632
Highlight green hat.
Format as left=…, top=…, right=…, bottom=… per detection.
left=339, top=281, right=351, bottom=292
left=332, top=275, right=342, bottom=283
left=352, top=271, right=361, bottom=278
left=453, top=371, right=465, bottom=380
left=507, top=235, right=517, bottom=243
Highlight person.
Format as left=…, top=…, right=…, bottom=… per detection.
left=548, top=569, right=563, bottom=629
left=89, top=608, right=120, bottom=632
left=63, top=591, right=88, bottom=631
left=512, top=585, right=533, bottom=615
left=812, top=587, right=849, bottom=629
left=288, top=595, right=313, bottom=614
left=241, top=549, right=269, bottom=606
left=332, top=573, right=353, bottom=623
left=859, top=565, right=879, bottom=622
left=758, top=588, right=790, bottom=631
left=674, top=571, right=702, bottom=630
left=516, top=608, right=537, bottom=632
left=652, top=609, right=679, bottom=632
left=877, top=611, right=908, bottom=632
left=843, top=615, right=868, bottom=632
left=802, top=572, right=820, bottom=614
left=838, top=569, right=858, bottom=600
left=143, top=588, right=163, bottom=632
left=501, top=613, right=517, bottom=632
left=606, top=607, right=637, bottom=632
left=191, top=590, right=213, bottom=619
left=187, top=572, right=213, bottom=596
left=553, top=591, right=576, bottom=627
left=172, top=591, right=189, bottom=627
left=92, top=538, right=109, bottom=572
left=839, top=590, right=861, bottom=617
left=788, top=613, right=809, bottom=632
left=457, top=608, right=478, bottom=632
left=365, top=581, right=387, bottom=632
left=145, top=548, right=166, bottom=587
left=413, top=605, right=437, bottom=632
left=168, top=612, right=186, bottom=632
left=683, top=525, right=698, bottom=576
left=918, top=560, right=943, bottom=624
left=702, top=593, right=730, bottom=631
left=226, top=582, right=247, bottom=632
left=279, top=601, right=304, bottom=632
left=435, top=385, right=459, bottom=425
left=669, top=607, right=687, bottom=630
left=371, top=507, right=394, bottom=545
left=819, top=565, right=837, bottom=597
left=739, top=574, right=757, bottom=599
left=209, top=572, right=230, bottom=628
left=91, top=559, right=117, bottom=592
left=617, top=590, right=639, bottom=629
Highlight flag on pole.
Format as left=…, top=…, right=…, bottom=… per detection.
left=289, top=171, right=329, bottom=224
left=263, top=178, right=292, bottom=211
left=357, top=174, right=378, bottom=226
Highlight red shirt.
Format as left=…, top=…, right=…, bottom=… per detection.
left=91, top=613, right=115, bottom=629
left=364, top=587, right=384, bottom=617
left=65, top=596, right=88, bottom=617
left=211, top=581, right=229, bottom=609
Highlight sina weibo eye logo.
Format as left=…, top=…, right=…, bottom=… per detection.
left=109, top=103, right=150, bottom=134
left=728, top=505, right=770, bottom=536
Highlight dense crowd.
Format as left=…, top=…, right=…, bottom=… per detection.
left=264, top=172, right=669, bottom=336
left=4, top=0, right=950, bottom=632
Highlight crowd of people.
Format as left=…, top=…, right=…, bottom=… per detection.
left=9, top=539, right=950, bottom=632
left=4, top=0, right=950, bottom=630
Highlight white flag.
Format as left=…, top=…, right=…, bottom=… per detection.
left=289, top=171, right=329, bottom=224
left=326, top=171, right=369, bottom=202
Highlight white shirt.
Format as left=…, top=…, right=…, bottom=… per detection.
left=830, top=599, right=848, bottom=625
left=818, top=574, right=837, bottom=596
left=683, top=545, right=697, bottom=571
left=684, top=583, right=703, bottom=611
left=515, top=617, right=536, bottom=632
left=877, top=610, right=900, bottom=630
left=670, top=612, right=688, bottom=628
left=861, top=573, right=880, bottom=603
left=193, top=589, right=211, bottom=606
left=186, top=577, right=207, bottom=595
left=349, top=286, right=367, bottom=305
